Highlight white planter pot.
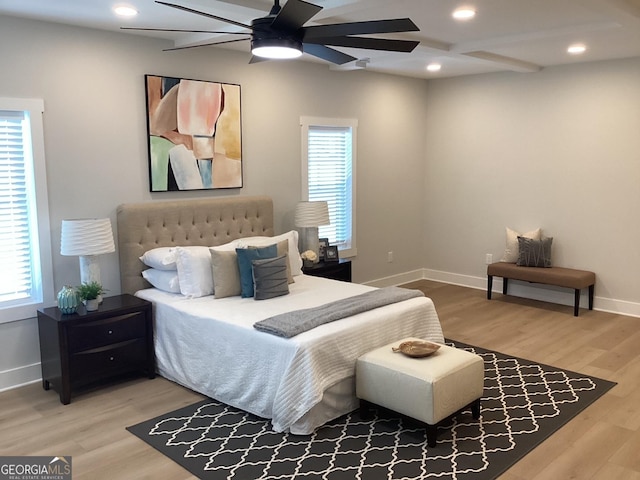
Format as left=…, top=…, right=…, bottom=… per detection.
left=85, top=298, right=99, bottom=311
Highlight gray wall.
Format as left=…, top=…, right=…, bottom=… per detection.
left=0, top=15, right=428, bottom=389
left=423, top=59, right=640, bottom=314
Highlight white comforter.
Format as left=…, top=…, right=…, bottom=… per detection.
left=136, top=275, right=444, bottom=434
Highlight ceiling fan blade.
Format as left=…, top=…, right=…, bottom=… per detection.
left=303, top=18, right=419, bottom=40
left=302, top=43, right=356, bottom=65
left=305, top=36, right=419, bottom=53
left=155, top=1, right=252, bottom=30
left=121, top=27, right=249, bottom=35
left=271, top=0, right=322, bottom=32
left=216, top=0, right=273, bottom=9
left=163, top=37, right=249, bottom=51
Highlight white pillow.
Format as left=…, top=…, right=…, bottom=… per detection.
left=139, top=247, right=177, bottom=270
left=501, top=227, right=542, bottom=263
left=210, top=239, right=242, bottom=252
left=142, top=268, right=180, bottom=293
left=174, top=246, right=214, bottom=297
left=236, top=231, right=302, bottom=276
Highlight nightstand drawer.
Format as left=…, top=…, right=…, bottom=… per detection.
left=66, top=312, right=147, bottom=352
left=70, top=339, right=147, bottom=382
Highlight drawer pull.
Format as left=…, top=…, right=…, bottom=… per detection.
left=110, top=357, right=115, bottom=361
left=108, top=330, right=113, bottom=334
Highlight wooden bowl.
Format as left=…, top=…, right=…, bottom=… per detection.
left=392, top=340, right=441, bottom=358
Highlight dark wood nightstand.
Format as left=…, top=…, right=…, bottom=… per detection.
left=37, top=294, right=155, bottom=404
left=302, top=259, right=352, bottom=282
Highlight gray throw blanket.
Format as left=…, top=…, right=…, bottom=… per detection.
left=253, top=286, right=424, bottom=338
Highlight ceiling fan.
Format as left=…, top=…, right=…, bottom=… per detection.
left=122, top=0, right=420, bottom=65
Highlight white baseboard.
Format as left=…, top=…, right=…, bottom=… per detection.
left=0, top=363, right=41, bottom=392
left=364, top=269, right=425, bottom=288
left=591, top=297, right=640, bottom=318
left=368, top=268, right=640, bottom=319
left=422, top=268, right=487, bottom=290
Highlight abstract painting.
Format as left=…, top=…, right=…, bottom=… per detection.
left=145, top=75, right=242, bottom=191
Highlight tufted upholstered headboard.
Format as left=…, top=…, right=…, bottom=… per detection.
left=116, top=196, right=274, bottom=295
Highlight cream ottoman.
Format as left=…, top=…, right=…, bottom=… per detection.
left=356, top=337, right=484, bottom=447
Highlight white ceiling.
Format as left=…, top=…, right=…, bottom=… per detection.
left=2, top=0, right=640, bottom=78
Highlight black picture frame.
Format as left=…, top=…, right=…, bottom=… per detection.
left=325, top=245, right=339, bottom=262
left=318, top=238, right=329, bottom=260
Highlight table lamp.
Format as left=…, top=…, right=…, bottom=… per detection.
left=61, top=218, right=115, bottom=301
left=294, top=201, right=330, bottom=260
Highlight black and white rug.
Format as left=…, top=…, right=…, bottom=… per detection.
left=128, top=341, right=615, bottom=480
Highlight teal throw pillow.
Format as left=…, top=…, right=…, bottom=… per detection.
left=236, top=245, right=277, bottom=297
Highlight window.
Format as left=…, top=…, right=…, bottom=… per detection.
left=301, top=116, right=357, bottom=258
left=0, top=98, right=54, bottom=323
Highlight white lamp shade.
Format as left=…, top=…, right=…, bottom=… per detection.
left=294, top=201, right=330, bottom=228
left=61, top=218, right=115, bottom=256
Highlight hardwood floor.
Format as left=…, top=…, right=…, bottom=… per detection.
left=1, top=280, right=638, bottom=479
left=407, top=280, right=640, bottom=480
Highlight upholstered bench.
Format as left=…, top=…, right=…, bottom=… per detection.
left=356, top=338, right=484, bottom=447
left=487, top=262, right=595, bottom=316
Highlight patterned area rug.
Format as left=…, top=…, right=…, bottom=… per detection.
left=127, top=341, right=615, bottom=480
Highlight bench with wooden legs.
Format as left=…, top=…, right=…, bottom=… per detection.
left=487, top=262, right=595, bottom=316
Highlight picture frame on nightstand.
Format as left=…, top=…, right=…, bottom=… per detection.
left=318, top=238, right=329, bottom=260
left=325, top=245, right=339, bottom=262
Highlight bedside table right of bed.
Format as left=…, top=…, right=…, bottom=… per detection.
left=302, top=258, right=352, bottom=282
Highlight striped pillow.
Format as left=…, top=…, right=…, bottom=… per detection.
left=252, top=255, right=290, bottom=300
left=516, top=236, right=553, bottom=267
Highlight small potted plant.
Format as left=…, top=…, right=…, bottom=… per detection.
left=76, top=281, right=105, bottom=311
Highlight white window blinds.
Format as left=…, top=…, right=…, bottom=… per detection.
left=0, top=111, right=33, bottom=303
left=301, top=117, right=357, bottom=257
left=0, top=98, right=53, bottom=322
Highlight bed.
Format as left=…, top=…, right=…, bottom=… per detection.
left=117, top=195, right=444, bottom=434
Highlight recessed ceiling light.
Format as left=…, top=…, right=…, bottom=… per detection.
left=567, top=43, right=587, bottom=55
left=114, top=5, right=138, bottom=17
left=427, top=63, right=442, bottom=72
left=453, top=7, right=476, bottom=20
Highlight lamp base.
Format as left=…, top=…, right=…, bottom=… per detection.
left=300, top=227, right=320, bottom=262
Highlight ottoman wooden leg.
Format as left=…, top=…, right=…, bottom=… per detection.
left=359, top=399, right=373, bottom=420
left=426, top=424, right=437, bottom=448
left=471, top=398, right=481, bottom=419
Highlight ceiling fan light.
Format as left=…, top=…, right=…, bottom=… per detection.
left=253, top=45, right=303, bottom=59
left=252, top=38, right=303, bottom=59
